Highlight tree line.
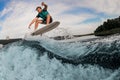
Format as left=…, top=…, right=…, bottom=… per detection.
left=94, top=16, right=120, bottom=34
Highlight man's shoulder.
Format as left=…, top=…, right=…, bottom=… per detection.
left=42, top=9, right=47, bottom=12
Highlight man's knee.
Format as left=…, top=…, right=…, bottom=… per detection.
left=36, top=20, right=42, bottom=24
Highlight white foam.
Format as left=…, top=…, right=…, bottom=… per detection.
left=1, top=34, right=119, bottom=80
left=0, top=44, right=3, bottom=48
left=0, top=45, right=114, bottom=80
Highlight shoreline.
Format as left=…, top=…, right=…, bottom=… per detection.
left=0, top=38, right=22, bottom=45
left=0, top=34, right=94, bottom=45
left=0, top=33, right=119, bottom=46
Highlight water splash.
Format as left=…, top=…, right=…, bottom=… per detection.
left=0, top=34, right=120, bottom=80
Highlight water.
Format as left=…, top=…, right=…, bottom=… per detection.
left=0, top=34, right=120, bottom=80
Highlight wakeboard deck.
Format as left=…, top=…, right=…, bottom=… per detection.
left=31, top=21, right=60, bottom=36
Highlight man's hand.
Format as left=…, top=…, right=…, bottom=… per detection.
left=28, top=18, right=38, bottom=29
left=41, top=2, right=47, bottom=10
left=28, top=24, right=31, bottom=29
left=41, top=2, right=45, bottom=6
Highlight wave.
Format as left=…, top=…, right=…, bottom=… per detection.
left=0, top=34, right=120, bottom=80
left=20, top=38, right=120, bottom=69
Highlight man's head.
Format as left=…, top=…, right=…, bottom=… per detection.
left=36, top=6, right=42, bottom=13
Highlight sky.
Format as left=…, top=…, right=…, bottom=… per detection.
left=0, top=0, right=120, bottom=39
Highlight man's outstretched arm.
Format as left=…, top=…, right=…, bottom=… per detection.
left=41, top=2, right=48, bottom=10
left=28, top=18, right=38, bottom=29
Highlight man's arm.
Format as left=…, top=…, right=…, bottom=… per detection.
left=28, top=18, right=38, bottom=29
left=41, top=2, right=48, bottom=10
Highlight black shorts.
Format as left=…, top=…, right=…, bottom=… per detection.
left=42, top=17, right=53, bottom=24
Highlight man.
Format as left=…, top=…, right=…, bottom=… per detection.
left=28, top=2, right=53, bottom=30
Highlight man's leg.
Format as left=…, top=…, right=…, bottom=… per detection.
left=46, top=14, right=51, bottom=25
left=35, top=20, right=42, bottom=30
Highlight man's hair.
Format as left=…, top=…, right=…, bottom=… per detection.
left=36, top=6, right=42, bottom=10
